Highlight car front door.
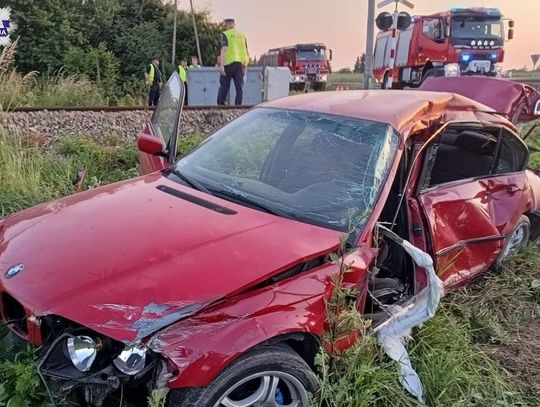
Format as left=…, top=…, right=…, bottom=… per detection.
left=414, top=125, right=529, bottom=289
left=138, top=72, right=185, bottom=175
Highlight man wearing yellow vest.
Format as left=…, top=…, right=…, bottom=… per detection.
left=217, top=18, right=250, bottom=105
left=178, top=58, right=189, bottom=105
left=144, top=56, right=162, bottom=106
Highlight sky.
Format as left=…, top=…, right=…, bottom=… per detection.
left=181, top=0, right=540, bottom=71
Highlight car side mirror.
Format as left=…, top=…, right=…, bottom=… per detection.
left=507, top=28, right=514, bottom=41
left=137, top=133, right=167, bottom=157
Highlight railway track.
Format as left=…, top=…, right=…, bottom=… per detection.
left=4, top=104, right=252, bottom=113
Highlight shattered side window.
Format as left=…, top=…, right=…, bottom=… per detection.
left=175, top=108, right=399, bottom=232
left=494, top=131, right=528, bottom=174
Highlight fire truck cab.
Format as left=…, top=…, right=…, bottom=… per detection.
left=374, top=8, right=513, bottom=89
left=259, top=43, right=332, bottom=91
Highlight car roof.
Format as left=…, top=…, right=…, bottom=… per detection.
left=262, top=90, right=509, bottom=137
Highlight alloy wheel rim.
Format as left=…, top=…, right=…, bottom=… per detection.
left=214, top=371, right=309, bottom=407
left=504, top=224, right=527, bottom=257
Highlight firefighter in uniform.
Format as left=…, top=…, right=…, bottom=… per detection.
left=217, top=18, right=250, bottom=105
left=145, top=57, right=162, bottom=106
left=178, top=58, right=189, bottom=105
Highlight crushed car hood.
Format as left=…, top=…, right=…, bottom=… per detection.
left=0, top=173, right=341, bottom=342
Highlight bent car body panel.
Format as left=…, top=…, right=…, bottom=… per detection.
left=526, top=169, right=540, bottom=213
left=418, top=173, right=530, bottom=288
left=419, top=76, right=540, bottom=122
left=149, top=248, right=373, bottom=388
left=0, top=174, right=342, bottom=343
left=262, top=90, right=501, bottom=137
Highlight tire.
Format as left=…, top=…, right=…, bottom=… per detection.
left=167, top=344, right=317, bottom=407
left=381, top=72, right=389, bottom=89
left=494, top=215, right=530, bottom=271
left=313, top=82, right=326, bottom=92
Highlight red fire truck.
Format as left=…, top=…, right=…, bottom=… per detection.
left=259, top=43, right=332, bottom=91
left=373, top=8, right=514, bottom=89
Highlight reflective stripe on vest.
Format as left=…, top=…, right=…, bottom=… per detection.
left=223, top=28, right=249, bottom=66
left=178, top=65, right=187, bottom=82
left=148, top=64, right=155, bottom=83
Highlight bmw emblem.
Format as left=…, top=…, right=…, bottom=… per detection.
left=5, top=264, right=24, bottom=279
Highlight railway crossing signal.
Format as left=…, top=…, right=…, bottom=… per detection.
left=378, top=0, right=414, bottom=9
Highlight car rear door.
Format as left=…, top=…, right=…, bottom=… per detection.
left=415, top=125, right=529, bottom=289
left=139, top=72, right=185, bottom=175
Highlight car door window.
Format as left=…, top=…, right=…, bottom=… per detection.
left=151, top=73, right=184, bottom=156
left=423, top=18, right=443, bottom=41
left=425, top=128, right=497, bottom=188
left=493, top=131, right=528, bottom=174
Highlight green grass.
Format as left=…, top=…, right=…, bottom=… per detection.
left=317, top=247, right=540, bottom=407
left=507, top=69, right=540, bottom=79
left=328, top=72, right=363, bottom=84
left=524, top=120, right=540, bottom=171
left=1, top=131, right=540, bottom=405
left=0, top=132, right=139, bottom=218
left=0, top=42, right=127, bottom=109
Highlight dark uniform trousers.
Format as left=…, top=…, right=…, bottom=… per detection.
left=218, top=62, right=245, bottom=105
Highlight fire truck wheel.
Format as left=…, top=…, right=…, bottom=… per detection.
left=422, top=68, right=435, bottom=83
left=381, top=72, right=389, bottom=89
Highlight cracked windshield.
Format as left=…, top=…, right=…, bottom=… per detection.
left=174, top=108, right=398, bottom=231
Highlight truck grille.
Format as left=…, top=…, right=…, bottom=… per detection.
left=304, top=64, right=320, bottom=75
left=1, top=292, right=28, bottom=336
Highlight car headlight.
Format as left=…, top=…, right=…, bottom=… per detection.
left=113, top=344, right=147, bottom=375
left=66, top=336, right=99, bottom=372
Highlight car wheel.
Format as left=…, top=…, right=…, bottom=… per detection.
left=167, top=344, right=317, bottom=407
left=494, top=215, right=530, bottom=271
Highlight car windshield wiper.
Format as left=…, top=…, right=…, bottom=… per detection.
left=168, top=169, right=212, bottom=195
left=210, top=186, right=292, bottom=218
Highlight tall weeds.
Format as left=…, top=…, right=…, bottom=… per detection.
left=0, top=41, right=36, bottom=110
left=0, top=42, right=108, bottom=109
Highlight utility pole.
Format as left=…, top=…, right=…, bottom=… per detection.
left=364, top=0, right=376, bottom=89
left=190, top=0, right=203, bottom=65
left=171, top=0, right=178, bottom=66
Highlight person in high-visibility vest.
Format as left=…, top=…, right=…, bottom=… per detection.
left=217, top=18, right=250, bottom=105
left=178, top=58, right=189, bottom=105
left=144, top=57, right=162, bottom=106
